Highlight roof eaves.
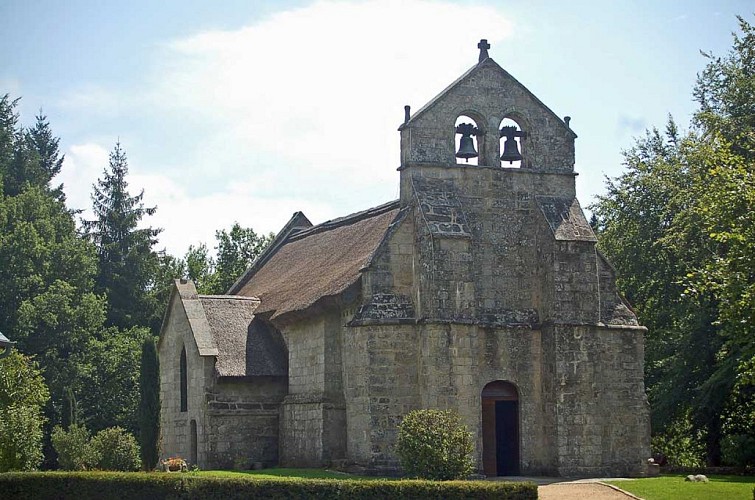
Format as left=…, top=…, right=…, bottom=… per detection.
left=227, top=211, right=313, bottom=295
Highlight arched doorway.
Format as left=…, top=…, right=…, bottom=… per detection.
left=481, top=381, right=519, bottom=476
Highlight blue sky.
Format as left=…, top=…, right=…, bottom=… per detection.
left=1, top=0, right=750, bottom=256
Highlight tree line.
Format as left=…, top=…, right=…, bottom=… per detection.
left=591, top=16, right=755, bottom=467
left=1, top=15, right=753, bottom=472
left=0, top=96, right=272, bottom=470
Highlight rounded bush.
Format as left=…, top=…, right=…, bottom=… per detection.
left=51, top=424, right=93, bottom=470
left=88, top=427, right=140, bottom=471
left=396, top=409, right=474, bottom=480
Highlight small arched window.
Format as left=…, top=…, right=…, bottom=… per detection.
left=180, top=346, right=188, bottom=412
left=499, top=118, right=525, bottom=168
left=455, top=115, right=480, bottom=166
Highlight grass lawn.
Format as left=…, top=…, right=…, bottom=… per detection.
left=194, top=467, right=378, bottom=481
left=606, top=474, right=755, bottom=500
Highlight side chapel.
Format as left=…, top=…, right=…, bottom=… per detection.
left=158, top=40, right=651, bottom=477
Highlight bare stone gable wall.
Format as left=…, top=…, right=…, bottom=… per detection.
left=159, top=285, right=287, bottom=469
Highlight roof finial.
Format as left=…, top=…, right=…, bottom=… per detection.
left=478, top=39, right=490, bottom=63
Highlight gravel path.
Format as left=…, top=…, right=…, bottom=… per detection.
left=538, top=482, right=639, bottom=499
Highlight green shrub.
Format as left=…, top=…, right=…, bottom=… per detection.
left=0, top=352, right=50, bottom=472
left=0, top=472, right=538, bottom=500
left=651, top=415, right=706, bottom=468
left=395, top=409, right=474, bottom=480
left=722, top=433, right=755, bottom=467
left=89, top=427, right=140, bottom=471
left=51, top=423, right=92, bottom=470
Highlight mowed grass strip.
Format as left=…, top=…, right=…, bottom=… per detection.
left=606, top=474, right=755, bottom=500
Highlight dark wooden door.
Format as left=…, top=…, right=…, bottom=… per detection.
left=495, top=400, right=519, bottom=475
left=481, top=381, right=519, bottom=476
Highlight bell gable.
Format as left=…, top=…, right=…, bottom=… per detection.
left=399, top=54, right=576, bottom=172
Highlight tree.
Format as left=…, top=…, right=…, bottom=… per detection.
left=592, top=15, right=755, bottom=466
left=213, top=223, right=274, bottom=293
left=84, top=142, right=161, bottom=330
left=183, top=243, right=216, bottom=294
left=0, top=351, right=50, bottom=471
left=77, top=326, right=152, bottom=435
left=138, top=336, right=160, bottom=470
left=61, top=387, right=77, bottom=430
left=24, top=111, right=66, bottom=201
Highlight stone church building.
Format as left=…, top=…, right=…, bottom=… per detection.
left=158, top=40, right=650, bottom=477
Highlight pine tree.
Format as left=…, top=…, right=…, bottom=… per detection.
left=138, top=336, right=160, bottom=470
left=25, top=111, right=66, bottom=201
left=84, top=142, right=162, bottom=329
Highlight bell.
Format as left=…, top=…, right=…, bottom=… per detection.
left=500, top=136, right=523, bottom=163
left=456, top=135, right=478, bottom=161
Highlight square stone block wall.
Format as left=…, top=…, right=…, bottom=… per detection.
left=203, top=377, right=286, bottom=469
left=342, top=324, right=420, bottom=472
left=417, top=323, right=557, bottom=475
left=544, top=324, right=650, bottom=476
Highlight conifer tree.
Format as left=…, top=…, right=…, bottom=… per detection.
left=61, top=387, right=76, bottom=430
left=138, top=336, right=160, bottom=470
left=25, top=111, right=66, bottom=201
left=84, top=142, right=162, bottom=329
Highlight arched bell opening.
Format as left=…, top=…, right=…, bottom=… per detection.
left=455, top=115, right=481, bottom=166
left=499, top=118, right=525, bottom=168
left=481, top=380, right=520, bottom=476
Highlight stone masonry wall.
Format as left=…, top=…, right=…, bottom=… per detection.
left=401, top=165, right=578, bottom=326
left=417, top=322, right=557, bottom=475
left=401, top=59, right=575, bottom=172
left=545, top=324, right=650, bottom=476
left=342, top=323, right=420, bottom=472
left=279, top=312, right=346, bottom=466
left=204, top=377, right=286, bottom=469
left=159, top=294, right=214, bottom=467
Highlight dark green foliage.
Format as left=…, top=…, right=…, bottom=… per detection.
left=181, top=224, right=274, bottom=294
left=0, top=351, right=50, bottom=471
left=0, top=472, right=538, bottom=500
left=61, top=387, right=77, bottom=430
left=88, top=427, right=140, bottom=471
left=51, top=424, right=91, bottom=471
left=139, top=336, right=160, bottom=471
left=83, top=142, right=161, bottom=330
left=213, top=223, right=274, bottom=293
left=395, top=409, right=474, bottom=480
left=78, top=327, right=152, bottom=435
left=592, top=15, right=755, bottom=466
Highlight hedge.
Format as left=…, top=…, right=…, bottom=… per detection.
left=0, top=471, right=537, bottom=500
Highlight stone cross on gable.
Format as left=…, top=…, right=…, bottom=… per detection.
left=478, top=39, right=490, bottom=62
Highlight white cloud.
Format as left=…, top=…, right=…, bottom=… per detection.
left=60, top=142, right=109, bottom=215
left=61, top=1, right=514, bottom=256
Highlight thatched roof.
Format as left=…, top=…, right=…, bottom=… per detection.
left=236, top=201, right=400, bottom=320
left=200, top=295, right=287, bottom=377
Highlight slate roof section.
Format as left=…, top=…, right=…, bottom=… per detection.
left=237, top=201, right=401, bottom=320
left=200, top=296, right=286, bottom=377
left=536, top=196, right=597, bottom=242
